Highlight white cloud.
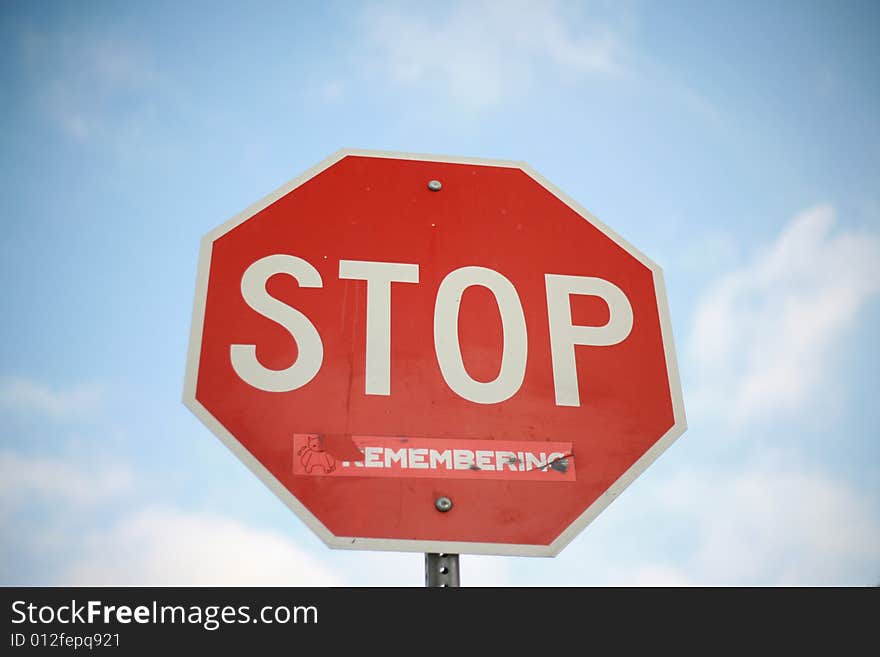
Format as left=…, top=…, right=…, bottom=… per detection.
left=654, top=466, right=880, bottom=585
left=616, top=565, right=695, bottom=587
left=363, top=0, right=628, bottom=109
left=0, top=377, right=103, bottom=418
left=552, top=457, right=880, bottom=586
left=61, top=509, right=510, bottom=587
left=63, top=507, right=341, bottom=586
left=0, top=450, right=132, bottom=511
left=0, top=445, right=508, bottom=586
left=688, top=204, right=880, bottom=423
left=0, top=451, right=339, bottom=586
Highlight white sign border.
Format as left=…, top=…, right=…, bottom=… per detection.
left=182, top=148, right=687, bottom=557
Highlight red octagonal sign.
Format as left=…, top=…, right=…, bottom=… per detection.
left=183, top=149, right=686, bottom=556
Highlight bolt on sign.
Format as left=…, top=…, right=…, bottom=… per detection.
left=183, top=149, right=686, bottom=556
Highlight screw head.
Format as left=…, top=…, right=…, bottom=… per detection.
left=427, top=179, right=442, bottom=191
left=434, top=496, right=453, bottom=512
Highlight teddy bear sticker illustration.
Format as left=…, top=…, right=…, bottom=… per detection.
left=297, top=435, right=336, bottom=474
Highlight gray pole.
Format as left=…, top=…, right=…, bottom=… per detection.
left=425, top=553, right=460, bottom=587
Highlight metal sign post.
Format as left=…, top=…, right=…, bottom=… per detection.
left=425, top=553, right=460, bottom=587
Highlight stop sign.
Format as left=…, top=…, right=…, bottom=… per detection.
left=183, top=149, right=686, bottom=556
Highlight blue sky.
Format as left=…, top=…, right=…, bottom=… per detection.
left=1, top=0, right=878, bottom=585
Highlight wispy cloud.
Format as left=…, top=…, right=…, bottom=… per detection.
left=0, top=377, right=103, bottom=418
left=0, top=449, right=339, bottom=586
left=362, top=0, right=628, bottom=109
left=315, top=79, right=346, bottom=103
left=615, top=564, right=695, bottom=587
left=0, top=450, right=131, bottom=509
left=688, top=204, right=880, bottom=424
left=19, top=27, right=163, bottom=145
left=61, top=510, right=511, bottom=586
left=63, top=507, right=341, bottom=586
left=555, top=452, right=880, bottom=586
left=652, top=465, right=880, bottom=585
left=0, top=446, right=510, bottom=586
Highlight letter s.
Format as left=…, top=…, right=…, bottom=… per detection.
left=230, top=254, right=324, bottom=392
left=11, top=601, right=26, bottom=623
